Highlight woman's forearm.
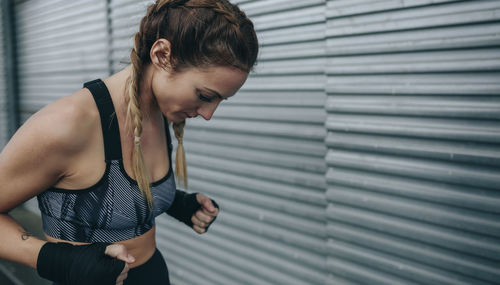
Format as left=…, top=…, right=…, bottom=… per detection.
left=0, top=213, right=47, bottom=269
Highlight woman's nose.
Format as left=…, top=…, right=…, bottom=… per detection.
left=197, top=102, right=219, bottom=121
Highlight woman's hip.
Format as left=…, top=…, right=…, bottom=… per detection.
left=52, top=248, right=170, bottom=285
left=124, top=248, right=170, bottom=285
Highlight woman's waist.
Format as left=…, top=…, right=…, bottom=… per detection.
left=44, top=225, right=157, bottom=269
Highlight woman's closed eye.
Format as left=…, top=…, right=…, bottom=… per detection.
left=198, top=94, right=213, bottom=102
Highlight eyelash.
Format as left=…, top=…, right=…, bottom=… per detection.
left=198, top=94, right=213, bottom=102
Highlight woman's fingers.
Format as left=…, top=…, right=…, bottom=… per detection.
left=192, top=194, right=220, bottom=234
left=193, top=224, right=206, bottom=234
left=192, top=215, right=208, bottom=228
left=192, top=210, right=217, bottom=227
left=104, top=244, right=134, bottom=284
left=116, top=263, right=129, bottom=284
left=202, top=206, right=219, bottom=219
left=105, top=244, right=136, bottom=264
left=198, top=208, right=218, bottom=223
left=192, top=209, right=219, bottom=234
left=196, top=193, right=217, bottom=213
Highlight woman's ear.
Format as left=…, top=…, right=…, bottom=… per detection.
left=150, top=38, right=172, bottom=70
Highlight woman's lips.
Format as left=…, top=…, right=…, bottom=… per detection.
left=184, top=112, right=197, bottom=118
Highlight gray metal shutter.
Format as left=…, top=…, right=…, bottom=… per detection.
left=15, top=0, right=110, bottom=123
left=1, top=0, right=18, bottom=150
left=0, top=5, right=7, bottom=148
left=109, top=0, right=148, bottom=73
left=14, top=0, right=110, bottom=212
left=110, top=0, right=329, bottom=284
left=325, top=1, right=500, bottom=284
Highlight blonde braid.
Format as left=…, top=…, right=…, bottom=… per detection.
left=126, top=32, right=153, bottom=207
left=173, top=121, right=187, bottom=188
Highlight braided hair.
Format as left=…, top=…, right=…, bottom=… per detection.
left=127, top=0, right=258, bottom=206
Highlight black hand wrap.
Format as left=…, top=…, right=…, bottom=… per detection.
left=167, top=190, right=220, bottom=231
left=166, top=190, right=200, bottom=227
left=37, top=242, right=125, bottom=285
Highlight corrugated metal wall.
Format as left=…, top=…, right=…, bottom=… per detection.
left=1, top=0, right=18, bottom=151
left=14, top=0, right=111, bottom=212
left=15, top=0, right=110, bottom=123
left=325, top=1, right=500, bottom=284
left=7, top=0, right=500, bottom=284
left=0, top=3, right=7, bottom=148
left=109, top=0, right=146, bottom=73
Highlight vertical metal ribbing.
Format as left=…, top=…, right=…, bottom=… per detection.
left=14, top=0, right=112, bottom=215
left=105, top=0, right=114, bottom=76
left=14, top=0, right=109, bottom=123
left=325, top=1, right=500, bottom=284
left=1, top=0, right=20, bottom=142
left=0, top=1, right=7, bottom=148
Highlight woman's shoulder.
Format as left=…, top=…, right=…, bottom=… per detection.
left=0, top=87, right=99, bottom=212
left=0, top=88, right=101, bottom=205
left=24, top=87, right=100, bottom=153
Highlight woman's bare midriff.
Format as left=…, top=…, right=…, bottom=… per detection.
left=44, top=225, right=157, bottom=269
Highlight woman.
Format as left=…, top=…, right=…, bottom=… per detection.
left=0, top=0, right=258, bottom=284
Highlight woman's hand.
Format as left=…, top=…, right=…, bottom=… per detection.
left=105, top=244, right=135, bottom=285
left=166, top=190, right=219, bottom=232
left=192, top=193, right=219, bottom=234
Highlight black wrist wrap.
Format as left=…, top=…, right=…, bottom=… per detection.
left=37, top=242, right=124, bottom=285
left=166, top=190, right=220, bottom=232
left=166, top=190, right=200, bottom=227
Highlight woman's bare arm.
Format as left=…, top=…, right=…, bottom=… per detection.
left=0, top=100, right=88, bottom=268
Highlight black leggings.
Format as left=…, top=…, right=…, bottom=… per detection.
left=124, top=248, right=170, bottom=284
left=53, top=248, right=170, bottom=285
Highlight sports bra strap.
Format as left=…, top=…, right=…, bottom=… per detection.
left=162, top=116, right=173, bottom=158
left=84, top=79, right=173, bottom=162
left=84, top=79, right=122, bottom=160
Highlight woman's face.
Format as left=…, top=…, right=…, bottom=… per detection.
left=151, top=65, right=248, bottom=123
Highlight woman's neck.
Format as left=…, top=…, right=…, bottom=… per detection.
left=103, top=64, right=161, bottom=123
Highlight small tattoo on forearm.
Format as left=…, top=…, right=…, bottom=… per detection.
left=21, top=231, right=33, bottom=241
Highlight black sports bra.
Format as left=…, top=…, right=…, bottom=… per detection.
left=37, top=79, right=177, bottom=243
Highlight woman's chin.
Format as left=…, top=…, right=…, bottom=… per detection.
left=163, top=112, right=185, bottom=123
left=171, top=118, right=184, bottom=124
left=172, top=115, right=187, bottom=124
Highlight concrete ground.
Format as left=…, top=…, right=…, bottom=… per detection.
left=0, top=267, right=17, bottom=285
left=0, top=206, right=52, bottom=285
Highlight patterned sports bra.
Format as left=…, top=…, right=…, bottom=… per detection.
left=37, top=79, right=177, bottom=243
